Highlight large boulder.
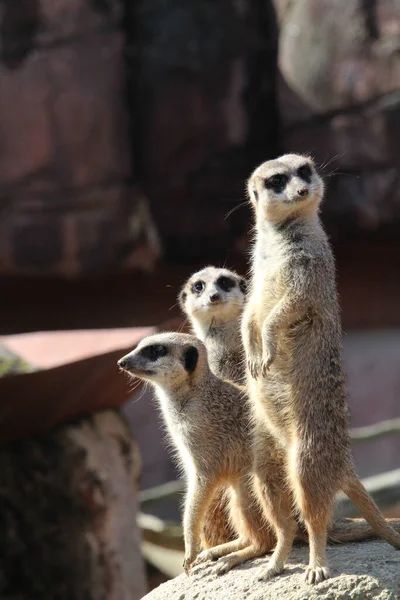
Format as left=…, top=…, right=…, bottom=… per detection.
left=144, top=540, right=400, bottom=600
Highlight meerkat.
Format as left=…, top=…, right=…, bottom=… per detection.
left=117, top=332, right=276, bottom=576
left=181, top=265, right=400, bottom=559
left=242, top=153, right=400, bottom=584
left=179, top=266, right=247, bottom=549
left=179, top=266, right=247, bottom=386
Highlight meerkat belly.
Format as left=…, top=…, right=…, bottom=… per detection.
left=248, top=376, right=292, bottom=448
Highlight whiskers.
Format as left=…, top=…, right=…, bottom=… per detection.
left=128, top=378, right=151, bottom=404
left=225, top=200, right=250, bottom=220
left=318, top=152, right=347, bottom=172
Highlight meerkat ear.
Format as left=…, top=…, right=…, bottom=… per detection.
left=178, top=288, right=187, bottom=311
left=247, top=179, right=258, bottom=204
left=183, top=345, right=199, bottom=374
left=238, top=277, right=247, bottom=295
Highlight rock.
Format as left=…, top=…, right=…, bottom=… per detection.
left=144, top=541, right=400, bottom=600
left=0, top=409, right=146, bottom=600
left=0, top=0, right=160, bottom=276
left=276, top=0, right=400, bottom=241
left=128, top=0, right=279, bottom=259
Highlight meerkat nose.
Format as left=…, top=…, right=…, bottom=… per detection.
left=118, top=358, right=127, bottom=368
left=298, top=187, right=309, bottom=197
left=209, top=292, right=221, bottom=303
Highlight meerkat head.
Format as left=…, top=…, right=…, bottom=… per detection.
left=178, top=266, right=247, bottom=339
left=247, top=154, right=324, bottom=224
left=117, top=332, right=207, bottom=389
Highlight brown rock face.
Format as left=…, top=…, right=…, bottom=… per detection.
left=276, top=0, right=400, bottom=241
left=0, top=410, right=146, bottom=600
left=0, top=0, right=160, bottom=277
left=127, top=0, right=279, bottom=260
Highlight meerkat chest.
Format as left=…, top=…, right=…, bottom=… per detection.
left=253, top=255, right=287, bottom=320
left=156, top=390, right=198, bottom=471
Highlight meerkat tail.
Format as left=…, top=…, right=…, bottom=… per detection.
left=342, top=475, right=400, bottom=549
left=328, top=518, right=400, bottom=544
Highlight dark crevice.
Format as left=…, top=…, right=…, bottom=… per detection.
left=121, top=0, right=145, bottom=182
left=0, top=0, right=40, bottom=69
left=361, top=0, right=379, bottom=41
left=243, top=0, right=280, bottom=163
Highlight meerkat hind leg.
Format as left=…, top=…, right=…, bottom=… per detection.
left=290, top=451, right=334, bottom=584
left=213, top=478, right=276, bottom=575
left=253, top=473, right=297, bottom=581
left=183, top=476, right=218, bottom=574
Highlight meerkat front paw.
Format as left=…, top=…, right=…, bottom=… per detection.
left=260, top=352, right=275, bottom=376
left=248, top=359, right=262, bottom=379
left=246, top=350, right=263, bottom=379
left=304, top=566, right=330, bottom=584
left=260, top=340, right=276, bottom=376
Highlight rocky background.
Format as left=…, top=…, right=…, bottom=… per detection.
left=1, top=0, right=399, bottom=275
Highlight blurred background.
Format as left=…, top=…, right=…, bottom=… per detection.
left=0, top=0, right=400, bottom=598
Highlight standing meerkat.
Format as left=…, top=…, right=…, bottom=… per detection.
left=179, top=266, right=247, bottom=549
left=242, top=153, right=400, bottom=584
left=117, top=332, right=276, bottom=576
left=180, top=266, right=400, bottom=565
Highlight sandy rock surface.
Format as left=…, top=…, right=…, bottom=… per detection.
left=144, top=541, right=400, bottom=600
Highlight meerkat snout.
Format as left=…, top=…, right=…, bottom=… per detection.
left=209, top=292, right=221, bottom=303
left=297, top=186, right=309, bottom=197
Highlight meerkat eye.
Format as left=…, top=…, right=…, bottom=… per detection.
left=191, top=280, right=205, bottom=294
left=217, top=276, right=235, bottom=292
left=265, top=174, right=288, bottom=192
left=140, top=344, right=168, bottom=361
left=297, top=164, right=313, bottom=183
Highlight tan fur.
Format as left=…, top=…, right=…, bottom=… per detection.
left=180, top=266, right=399, bottom=570
left=242, top=153, right=400, bottom=584
left=179, top=266, right=246, bottom=386
left=180, top=266, right=246, bottom=548
left=118, top=333, right=275, bottom=576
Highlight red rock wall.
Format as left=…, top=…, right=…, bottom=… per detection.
left=0, top=0, right=159, bottom=277
left=1, top=0, right=399, bottom=276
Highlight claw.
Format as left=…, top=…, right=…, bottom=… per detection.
left=248, top=360, right=260, bottom=379
left=304, top=566, right=329, bottom=584
left=183, top=555, right=196, bottom=576
left=256, top=562, right=284, bottom=581
left=214, top=556, right=237, bottom=576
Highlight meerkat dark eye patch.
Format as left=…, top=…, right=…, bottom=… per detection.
left=297, top=164, right=313, bottom=183
left=265, top=173, right=288, bottom=193
left=191, top=280, right=205, bottom=294
left=183, top=345, right=198, bottom=374
left=217, top=275, right=235, bottom=292
left=140, top=344, right=168, bottom=361
left=239, top=277, right=247, bottom=295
